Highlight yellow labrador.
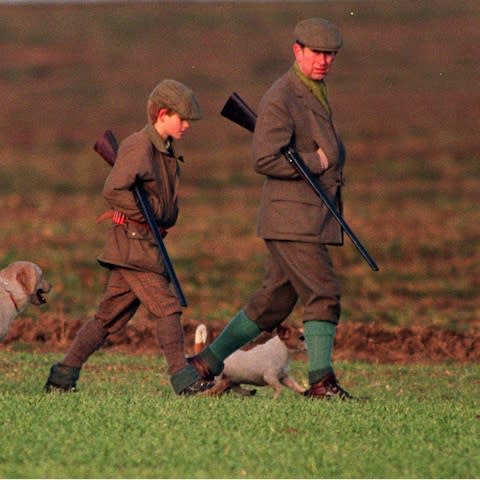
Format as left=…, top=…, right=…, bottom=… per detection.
left=0, top=261, right=51, bottom=341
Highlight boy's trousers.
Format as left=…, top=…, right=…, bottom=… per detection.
left=62, top=267, right=186, bottom=374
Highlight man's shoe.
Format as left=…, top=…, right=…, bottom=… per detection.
left=187, top=355, right=215, bottom=381
left=179, top=378, right=215, bottom=396
left=44, top=363, right=80, bottom=393
left=304, top=372, right=354, bottom=400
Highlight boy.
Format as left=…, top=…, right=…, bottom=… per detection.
left=45, top=79, right=212, bottom=395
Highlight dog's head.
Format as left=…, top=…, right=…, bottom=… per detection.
left=17, top=262, right=51, bottom=306
left=276, top=324, right=306, bottom=352
left=1, top=261, right=52, bottom=308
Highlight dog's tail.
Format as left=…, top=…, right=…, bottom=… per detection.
left=194, top=324, right=208, bottom=353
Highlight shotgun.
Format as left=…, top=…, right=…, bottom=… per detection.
left=221, top=93, right=379, bottom=272
left=94, top=130, right=188, bottom=306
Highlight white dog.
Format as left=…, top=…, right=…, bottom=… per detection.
left=0, top=261, right=51, bottom=341
left=202, top=324, right=307, bottom=399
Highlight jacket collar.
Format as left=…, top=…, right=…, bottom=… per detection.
left=144, top=124, right=184, bottom=161
left=287, top=68, right=331, bottom=121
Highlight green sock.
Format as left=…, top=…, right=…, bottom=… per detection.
left=200, top=310, right=261, bottom=374
left=304, top=320, right=336, bottom=384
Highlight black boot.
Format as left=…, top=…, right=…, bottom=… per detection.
left=170, top=364, right=215, bottom=395
left=44, top=363, right=81, bottom=393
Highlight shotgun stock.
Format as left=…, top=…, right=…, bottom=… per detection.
left=221, top=93, right=379, bottom=272
left=93, top=130, right=188, bottom=306
left=93, top=130, right=118, bottom=167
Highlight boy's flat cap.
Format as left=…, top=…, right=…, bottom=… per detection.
left=294, top=18, right=343, bottom=52
left=149, top=79, right=202, bottom=120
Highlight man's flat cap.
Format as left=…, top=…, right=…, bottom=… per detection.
left=294, top=18, right=343, bottom=52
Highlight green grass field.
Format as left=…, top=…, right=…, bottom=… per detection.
left=0, top=352, right=479, bottom=479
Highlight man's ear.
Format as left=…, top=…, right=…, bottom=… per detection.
left=293, top=42, right=303, bottom=58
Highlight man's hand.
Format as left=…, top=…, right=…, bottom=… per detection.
left=316, top=147, right=329, bottom=170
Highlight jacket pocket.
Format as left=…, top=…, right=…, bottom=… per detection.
left=124, top=224, right=163, bottom=273
left=125, top=222, right=152, bottom=241
left=269, top=198, right=325, bottom=236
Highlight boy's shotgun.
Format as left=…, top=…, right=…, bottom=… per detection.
left=94, top=130, right=188, bottom=306
left=221, top=93, right=379, bottom=272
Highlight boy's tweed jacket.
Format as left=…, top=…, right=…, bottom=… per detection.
left=253, top=68, right=345, bottom=245
left=98, top=127, right=180, bottom=274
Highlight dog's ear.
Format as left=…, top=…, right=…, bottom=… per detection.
left=16, top=263, right=39, bottom=295
left=277, top=324, right=290, bottom=340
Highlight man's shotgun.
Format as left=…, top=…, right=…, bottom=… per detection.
left=93, top=130, right=188, bottom=306
left=220, top=92, right=379, bottom=272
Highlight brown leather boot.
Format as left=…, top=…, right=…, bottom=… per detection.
left=187, top=355, right=215, bottom=381
left=304, top=372, right=354, bottom=400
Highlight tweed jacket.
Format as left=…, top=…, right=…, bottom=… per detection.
left=97, top=127, right=181, bottom=274
left=253, top=68, right=345, bottom=244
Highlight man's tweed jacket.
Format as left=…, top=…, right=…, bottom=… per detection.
left=253, top=68, right=345, bottom=245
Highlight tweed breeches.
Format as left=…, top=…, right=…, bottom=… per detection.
left=95, top=267, right=182, bottom=333
left=244, top=240, right=341, bottom=330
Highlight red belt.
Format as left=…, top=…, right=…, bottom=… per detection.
left=96, top=210, right=168, bottom=237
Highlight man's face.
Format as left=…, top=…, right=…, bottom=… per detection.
left=293, top=43, right=337, bottom=81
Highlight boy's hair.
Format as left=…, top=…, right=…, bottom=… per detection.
left=147, top=79, right=202, bottom=123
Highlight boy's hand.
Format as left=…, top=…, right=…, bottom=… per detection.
left=96, top=209, right=167, bottom=237
left=96, top=210, right=127, bottom=225
left=112, top=210, right=127, bottom=225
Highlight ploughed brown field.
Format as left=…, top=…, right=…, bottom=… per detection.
left=1, top=1, right=479, bottom=363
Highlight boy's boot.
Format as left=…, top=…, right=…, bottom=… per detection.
left=44, top=317, right=107, bottom=393
left=156, top=313, right=214, bottom=395
left=170, top=364, right=215, bottom=395
left=44, top=363, right=81, bottom=393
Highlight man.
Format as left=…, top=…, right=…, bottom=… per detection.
left=190, top=18, right=353, bottom=399
left=44, top=80, right=213, bottom=395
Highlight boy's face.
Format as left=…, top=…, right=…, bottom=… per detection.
left=154, top=109, right=190, bottom=140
